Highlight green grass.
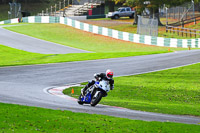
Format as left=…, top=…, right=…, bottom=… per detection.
left=0, top=23, right=187, bottom=67
left=90, top=18, right=111, bottom=21
left=63, top=63, right=200, bottom=116
left=4, top=23, right=186, bottom=52
left=0, top=44, right=170, bottom=67
left=108, top=24, right=138, bottom=34
left=90, top=17, right=134, bottom=22
left=1, top=103, right=200, bottom=132
left=0, top=20, right=199, bottom=132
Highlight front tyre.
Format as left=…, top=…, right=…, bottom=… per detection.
left=77, top=94, right=84, bottom=105
left=114, top=15, right=119, bottom=19
left=129, top=13, right=134, bottom=18
left=90, top=91, right=103, bottom=106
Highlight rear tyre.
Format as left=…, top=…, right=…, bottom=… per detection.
left=90, top=91, right=103, bottom=106
left=77, top=94, right=84, bottom=105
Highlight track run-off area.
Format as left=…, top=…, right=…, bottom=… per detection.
left=0, top=26, right=200, bottom=125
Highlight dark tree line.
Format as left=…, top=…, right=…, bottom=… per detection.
left=0, top=0, right=58, bottom=4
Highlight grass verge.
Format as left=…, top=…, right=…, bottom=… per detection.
left=0, top=23, right=186, bottom=67
left=4, top=23, right=186, bottom=52
left=0, top=44, right=169, bottom=67
left=63, top=63, right=200, bottom=116
left=0, top=102, right=200, bottom=132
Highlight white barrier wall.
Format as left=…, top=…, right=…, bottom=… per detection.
left=11, top=18, right=19, bottom=23
left=0, top=18, right=19, bottom=25
left=0, top=16, right=199, bottom=48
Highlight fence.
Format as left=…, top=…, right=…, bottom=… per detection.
left=0, top=16, right=200, bottom=48
left=166, top=25, right=200, bottom=38
left=160, top=2, right=200, bottom=26
left=137, top=16, right=158, bottom=37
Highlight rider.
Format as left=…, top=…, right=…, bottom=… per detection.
left=81, top=69, right=114, bottom=96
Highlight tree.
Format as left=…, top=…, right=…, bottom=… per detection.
left=112, top=0, right=200, bottom=25
left=111, top=0, right=146, bottom=24
left=105, top=0, right=115, bottom=12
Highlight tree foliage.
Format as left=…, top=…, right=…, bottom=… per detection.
left=112, top=0, right=200, bottom=12
left=111, top=0, right=200, bottom=25
left=0, top=0, right=56, bottom=4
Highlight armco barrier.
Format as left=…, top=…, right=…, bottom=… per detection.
left=0, top=16, right=200, bottom=48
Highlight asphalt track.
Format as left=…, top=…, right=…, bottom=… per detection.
left=0, top=27, right=200, bottom=125
left=0, top=27, right=89, bottom=54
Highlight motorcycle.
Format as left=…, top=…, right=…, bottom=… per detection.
left=77, top=80, right=110, bottom=106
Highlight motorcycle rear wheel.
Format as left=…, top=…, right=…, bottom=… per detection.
left=90, top=92, right=103, bottom=106
left=77, top=94, right=84, bottom=105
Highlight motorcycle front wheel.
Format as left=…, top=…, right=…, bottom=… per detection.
left=90, top=91, right=103, bottom=106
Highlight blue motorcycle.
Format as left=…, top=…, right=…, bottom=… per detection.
left=77, top=80, right=110, bottom=106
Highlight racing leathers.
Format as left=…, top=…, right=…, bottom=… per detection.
left=82, top=73, right=114, bottom=95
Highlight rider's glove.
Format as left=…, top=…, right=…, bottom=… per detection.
left=94, top=73, right=100, bottom=81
